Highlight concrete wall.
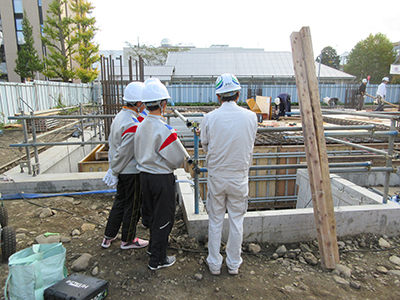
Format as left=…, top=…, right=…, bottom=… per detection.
left=296, top=169, right=383, bottom=208
left=177, top=169, right=400, bottom=244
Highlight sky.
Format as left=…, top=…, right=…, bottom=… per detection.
left=92, top=0, right=399, bottom=57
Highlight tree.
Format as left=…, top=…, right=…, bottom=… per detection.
left=14, top=11, right=44, bottom=81
left=316, top=46, right=340, bottom=70
left=70, top=0, right=100, bottom=83
left=125, top=42, right=188, bottom=66
left=42, top=0, right=78, bottom=82
left=344, top=33, right=396, bottom=84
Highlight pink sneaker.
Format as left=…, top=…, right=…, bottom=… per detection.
left=121, top=237, right=149, bottom=249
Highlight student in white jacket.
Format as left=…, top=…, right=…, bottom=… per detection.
left=200, top=73, right=258, bottom=276
left=101, top=82, right=149, bottom=250
left=135, top=78, right=185, bottom=270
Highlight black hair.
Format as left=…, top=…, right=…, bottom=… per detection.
left=220, top=92, right=239, bottom=102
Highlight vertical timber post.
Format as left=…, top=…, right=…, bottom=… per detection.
left=290, top=27, right=339, bottom=269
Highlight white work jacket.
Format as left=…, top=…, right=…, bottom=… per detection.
left=200, top=101, right=258, bottom=176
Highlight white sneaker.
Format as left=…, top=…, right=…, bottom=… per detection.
left=205, top=260, right=220, bottom=276
left=228, top=268, right=239, bottom=275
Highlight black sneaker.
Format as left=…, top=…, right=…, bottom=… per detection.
left=148, top=256, right=176, bottom=270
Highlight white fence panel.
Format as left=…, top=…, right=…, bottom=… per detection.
left=0, top=80, right=92, bottom=124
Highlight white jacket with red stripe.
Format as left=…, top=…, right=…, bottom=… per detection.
left=108, top=107, right=141, bottom=176
left=135, top=114, right=185, bottom=174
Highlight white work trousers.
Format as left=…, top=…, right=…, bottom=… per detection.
left=206, top=171, right=249, bottom=271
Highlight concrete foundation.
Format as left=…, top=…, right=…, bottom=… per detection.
left=2, top=128, right=400, bottom=245
left=176, top=169, right=400, bottom=244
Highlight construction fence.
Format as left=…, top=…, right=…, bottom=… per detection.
left=0, top=80, right=94, bottom=124
left=167, top=83, right=400, bottom=105
left=1, top=80, right=400, bottom=124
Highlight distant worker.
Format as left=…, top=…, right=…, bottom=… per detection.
left=356, top=79, right=368, bottom=111
left=102, top=82, right=149, bottom=250
left=274, top=92, right=291, bottom=119
left=374, top=77, right=389, bottom=111
left=200, top=73, right=258, bottom=276
left=134, top=78, right=186, bottom=270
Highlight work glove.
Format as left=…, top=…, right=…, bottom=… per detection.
left=103, top=169, right=118, bottom=187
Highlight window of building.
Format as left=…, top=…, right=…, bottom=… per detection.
left=13, top=0, right=23, bottom=14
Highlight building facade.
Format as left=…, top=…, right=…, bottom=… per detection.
left=0, top=0, right=58, bottom=82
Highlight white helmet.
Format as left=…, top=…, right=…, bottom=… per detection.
left=382, top=77, right=389, bottom=82
left=362, top=79, right=367, bottom=83
left=142, top=77, right=171, bottom=105
left=215, top=73, right=241, bottom=96
left=123, top=82, right=145, bottom=102
left=274, top=97, right=281, bottom=105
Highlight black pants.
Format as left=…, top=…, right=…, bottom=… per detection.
left=140, top=172, right=176, bottom=267
left=104, top=173, right=141, bottom=242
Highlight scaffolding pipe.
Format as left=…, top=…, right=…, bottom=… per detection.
left=383, top=119, right=397, bottom=203
left=321, top=109, right=400, bottom=120
left=9, top=114, right=115, bottom=120
left=284, top=130, right=398, bottom=139
left=325, top=137, right=398, bottom=158
left=9, top=141, right=108, bottom=147
left=257, top=125, right=375, bottom=133
left=173, top=109, right=193, bottom=128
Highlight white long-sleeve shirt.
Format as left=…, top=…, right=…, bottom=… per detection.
left=376, top=82, right=387, bottom=98
left=108, top=108, right=141, bottom=176
left=135, top=114, right=185, bottom=174
left=200, top=101, right=258, bottom=175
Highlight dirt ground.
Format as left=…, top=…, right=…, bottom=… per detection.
left=2, top=128, right=400, bottom=300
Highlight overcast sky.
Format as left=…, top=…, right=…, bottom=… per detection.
left=92, top=0, right=399, bottom=57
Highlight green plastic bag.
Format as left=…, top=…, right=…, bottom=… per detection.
left=4, top=243, right=67, bottom=300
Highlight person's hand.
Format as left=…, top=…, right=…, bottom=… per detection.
left=103, top=169, right=118, bottom=187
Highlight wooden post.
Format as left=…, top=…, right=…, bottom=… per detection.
left=290, top=27, right=339, bottom=269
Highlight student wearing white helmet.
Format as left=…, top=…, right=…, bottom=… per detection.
left=200, top=73, right=258, bottom=275
left=134, top=77, right=186, bottom=270
left=356, top=78, right=368, bottom=111
left=101, top=82, right=149, bottom=250
left=374, top=77, right=389, bottom=111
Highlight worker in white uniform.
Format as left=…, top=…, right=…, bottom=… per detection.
left=200, top=73, right=258, bottom=275
left=374, top=77, right=389, bottom=111
left=135, top=78, right=186, bottom=270
left=101, top=82, right=149, bottom=250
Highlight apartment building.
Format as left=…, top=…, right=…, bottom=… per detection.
left=0, top=0, right=62, bottom=82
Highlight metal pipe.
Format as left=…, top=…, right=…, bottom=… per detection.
left=197, top=161, right=372, bottom=173
left=321, top=109, right=400, bottom=120
left=329, top=167, right=395, bottom=173
left=383, top=119, right=397, bottom=203
left=325, top=137, right=398, bottom=158
left=9, top=141, right=108, bottom=147
left=256, top=125, right=375, bottom=133
left=194, top=131, right=200, bottom=214
left=30, top=111, right=39, bottom=176
left=284, top=130, right=398, bottom=139
left=173, top=109, right=192, bottom=128
left=79, top=103, right=85, bottom=143
left=21, top=111, right=32, bottom=174
left=324, top=131, right=398, bottom=137
left=9, top=114, right=115, bottom=120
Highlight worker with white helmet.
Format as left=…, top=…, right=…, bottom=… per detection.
left=374, top=77, right=389, bottom=111
left=134, top=77, right=186, bottom=270
left=274, top=92, right=291, bottom=119
left=200, top=73, right=257, bottom=276
left=356, top=78, right=368, bottom=111
left=101, top=82, right=149, bottom=250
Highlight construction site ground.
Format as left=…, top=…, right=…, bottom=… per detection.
left=1, top=107, right=400, bottom=299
